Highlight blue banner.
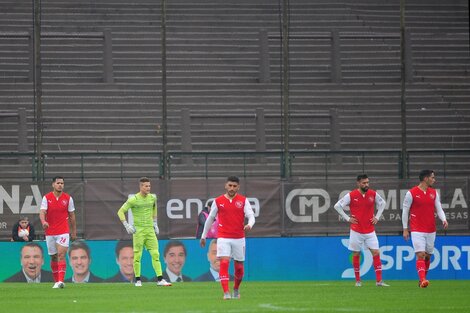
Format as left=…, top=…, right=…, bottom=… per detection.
left=1, top=236, right=468, bottom=282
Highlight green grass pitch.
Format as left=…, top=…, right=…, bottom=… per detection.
left=1, top=281, right=469, bottom=313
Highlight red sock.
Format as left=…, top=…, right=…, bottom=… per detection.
left=233, top=261, right=244, bottom=290
left=416, top=259, right=426, bottom=282
left=51, top=261, right=59, bottom=282
left=58, top=260, right=67, bottom=282
left=424, top=258, right=431, bottom=277
left=219, top=258, right=230, bottom=293
left=352, top=255, right=361, bottom=282
left=373, top=255, right=383, bottom=282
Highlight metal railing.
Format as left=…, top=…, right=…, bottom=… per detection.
left=1, top=149, right=470, bottom=181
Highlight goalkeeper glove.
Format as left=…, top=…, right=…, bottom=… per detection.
left=153, top=219, right=159, bottom=235
left=122, top=221, right=136, bottom=234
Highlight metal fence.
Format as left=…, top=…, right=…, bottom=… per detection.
left=1, top=149, right=469, bottom=181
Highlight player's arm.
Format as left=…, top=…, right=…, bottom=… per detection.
left=200, top=202, right=218, bottom=247
left=401, top=191, right=413, bottom=240
left=334, top=194, right=356, bottom=224
left=244, top=199, right=255, bottom=231
left=435, top=192, right=448, bottom=229
left=39, top=196, right=49, bottom=230
left=372, top=193, right=386, bottom=224
left=118, top=199, right=135, bottom=234
left=69, top=211, right=77, bottom=241
left=68, top=197, right=77, bottom=241
left=152, top=196, right=159, bottom=235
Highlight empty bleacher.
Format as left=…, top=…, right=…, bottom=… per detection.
left=0, top=0, right=469, bottom=179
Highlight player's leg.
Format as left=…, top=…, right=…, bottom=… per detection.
left=415, top=251, right=428, bottom=287
left=423, top=232, right=436, bottom=281
left=351, top=251, right=361, bottom=286
left=369, top=248, right=389, bottom=286
left=55, top=239, right=69, bottom=285
left=348, top=230, right=362, bottom=285
left=46, top=236, right=59, bottom=285
left=365, top=232, right=388, bottom=286
left=411, top=232, right=428, bottom=287
left=217, top=238, right=232, bottom=299
left=369, top=249, right=383, bottom=284
left=144, top=230, right=170, bottom=285
left=56, top=234, right=69, bottom=285
left=231, top=238, right=246, bottom=299
left=49, top=234, right=69, bottom=288
left=424, top=254, right=431, bottom=276
left=232, top=261, right=244, bottom=299
left=133, top=228, right=145, bottom=283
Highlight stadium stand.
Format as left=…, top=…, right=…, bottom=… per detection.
left=0, top=0, right=468, bottom=179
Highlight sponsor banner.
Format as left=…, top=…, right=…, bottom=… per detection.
left=0, top=178, right=468, bottom=240
left=281, top=179, right=469, bottom=235
left=1, top=236, right=468, bottom=282
left=164, top=179, right=281, bottom=238
left=0, top=181, right=85, bottom=239
left=245, top=236, right=470, bottom=280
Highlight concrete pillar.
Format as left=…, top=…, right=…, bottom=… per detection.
left=404, top=29, right=414, bottom=83
left=255, top=108, right=267, bottom=163
left=181, top=108, right=192, bottom=165
left=331, top=30, right=342, bottom=84
left=255, top=108, right=266, bottom=152
left=329, top=108, right=342, bottom=166
left=103, top=29, right=114, bottom=84
left=28, top=29, right=34, bottom=82
left=258, top=29, right=270, bottom=83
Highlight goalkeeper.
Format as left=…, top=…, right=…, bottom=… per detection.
left=117, top=177, right=171, bottom=287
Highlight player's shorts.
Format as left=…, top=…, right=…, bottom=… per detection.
left=217, top=238, right=246, bottom=261
left=411, top=231, right=436, bottom=254
left=348, top=229, right=379, bottom=252
left=133, top=227, right=159, bottom=253
left=45, top=233, right=70, bottom=255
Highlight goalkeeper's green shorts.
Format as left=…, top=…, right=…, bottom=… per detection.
left=133, top=226, right=159, bottom=252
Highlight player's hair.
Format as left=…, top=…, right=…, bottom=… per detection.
left=19, top=216, right=29, bottom=222
left=139, top=177, right=150, bottom=183
left=52, top=176, right=64, bottom=183
left=226, top=176, right=240, bottom=184
left=356, top=174, right=368, bottom=181
left=164, top=240, right=187, bottom=257
left=419, top=169, right=435, bottom=181
left=69, top=240, right=91, bottom=258
left=115, top=240, right=133, bottom=258
left=21, top=242, right=44, bottom=257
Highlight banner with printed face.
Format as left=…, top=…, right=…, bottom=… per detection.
left=0, top=178, right=468, bottom=240
left=0, top=236, right=469, bottom=282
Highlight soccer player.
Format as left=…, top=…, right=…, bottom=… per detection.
left=39, top=176, right=77, bottom=289
left=334, top=174, right=389, bottom=287
left=117, top=177, right=171, bottom=287
left=402, top=169, right=448, bottom=288
left=200, top=176, right=255, bottom=300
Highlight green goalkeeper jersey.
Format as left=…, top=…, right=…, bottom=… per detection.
left=118, top=193, right=157, bottom=227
